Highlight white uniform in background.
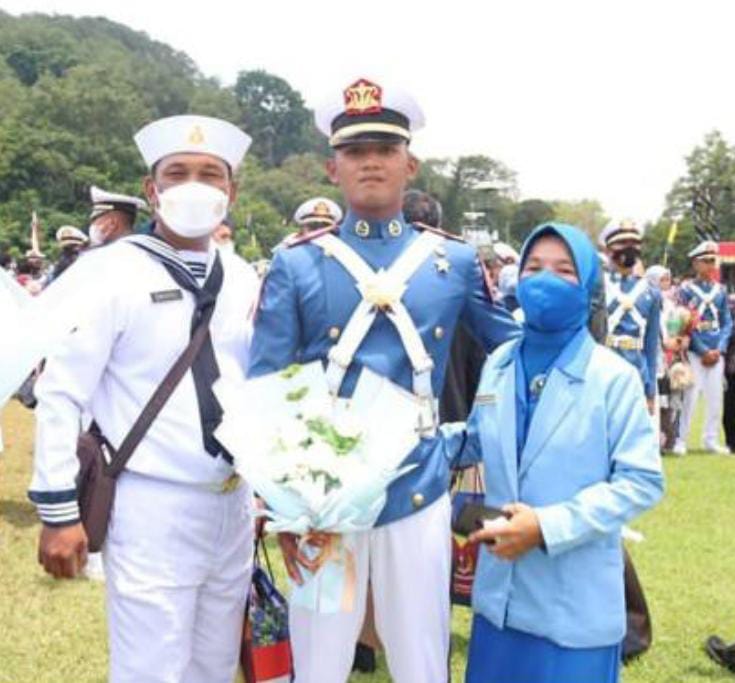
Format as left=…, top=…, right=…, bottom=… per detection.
left=30, top=239, right=260, bottom=683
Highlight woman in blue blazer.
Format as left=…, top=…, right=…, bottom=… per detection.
left=445, top=223, right=664, bottom=683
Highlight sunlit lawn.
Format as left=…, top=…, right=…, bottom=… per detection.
left=1, top=401, right=733, bottom=682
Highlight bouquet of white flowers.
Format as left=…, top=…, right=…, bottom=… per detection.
left=214, top=362, right=424, bottom=613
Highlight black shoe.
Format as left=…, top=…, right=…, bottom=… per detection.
left=705, top=635, right=735, bottom=673
left=352, top=643, right=376, bottom=673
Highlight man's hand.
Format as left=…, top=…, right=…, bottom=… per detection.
left=38, top=523, right=88, bottom=579
left=469, top=502, right=543, bottom=562
left=646, top=397, right=656, bottom=415
left=702, top=349, right=721, bottom=367
left=277, top=532, right=321, bottom=586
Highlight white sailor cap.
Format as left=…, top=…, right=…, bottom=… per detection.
left=293, top=197, right=343, bottom=227
left=89, top=185, right=148, bottom=220
left=688, top=240, right=719, bottom=260
left=56, top=225, right=88, bottom=247
left=315, top=77, right=425, bottom=148
left=134, top=115, right=252, bottom=170
left=599, top=219, right=642, bottom=247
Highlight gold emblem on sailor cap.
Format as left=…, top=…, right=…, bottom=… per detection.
left=355, top=220, right=371, bottom=238
left=313, top=201, right=331, bottom=217
left=388, top=220, right=402, bottom=237
left=188, top=125, right=205, bottom=145
left=344, top=78, right=383, bottom=116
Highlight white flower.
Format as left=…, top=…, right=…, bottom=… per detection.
left=332, top=411, right=363, bottom=440
left=276, top=418, right=310, bottom=450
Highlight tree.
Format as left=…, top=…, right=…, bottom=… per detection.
left=509, top=199, right=555, bottom=245
left=234, top=70, right=324, bottom=167
left=552, top=199, right=608, bottom=242
left=416, top=155, right=517, bottom=233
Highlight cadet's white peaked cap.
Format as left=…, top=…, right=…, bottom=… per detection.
left=134, top=115, right=252, bottom=170
left=56, top=225, right=88, bottom=246
left=293, top=197, right=343, bottom=226
left=688, top=240, right=719, bottom=259
left=599, top=219, right=642, bottom=247
left=89, top=185, right=147, bottom=219
left=315, top=77, right=425, bottom=148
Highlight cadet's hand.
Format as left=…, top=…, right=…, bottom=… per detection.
left=702, top=349, right=721, bottom=367
left=277, top=532, right=321, bottom=586
left=646, top=397, right=656, bottom=415
left=38, top=523, right=88, bottom=579
left=469, top=502, right=542, bottom=562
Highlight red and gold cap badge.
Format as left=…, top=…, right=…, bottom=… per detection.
left=343, top=78, right=383, bottom=116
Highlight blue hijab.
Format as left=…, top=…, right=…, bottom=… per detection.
left=514, top=223, right=600, bottom=454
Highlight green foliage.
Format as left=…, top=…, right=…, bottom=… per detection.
left=552, top=198, right=609, bottom=241
left=509, top=199, right=555, bottom=245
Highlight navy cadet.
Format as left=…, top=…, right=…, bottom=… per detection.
left=293, top=196, right=343, bottom=234
left=88, top=185, right=148, bottom=246
left=50, top=226, right=89, bottom=281
left=29, top=115, right=260, bottom=683
left=602, top=219, right=661, bottom=411
left=249, top=77, right=520, bottom=683
left=675, top=241, right=733, bottom=455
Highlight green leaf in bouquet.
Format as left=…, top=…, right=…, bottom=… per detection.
left=280, top=364, right=303, bottom=380
left=305, top=418, right=360, bottom=455
left=286, top=386, right=309, bottom=402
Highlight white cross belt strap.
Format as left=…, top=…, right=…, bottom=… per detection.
left=313, top=231, right=443, bottom=405
left=688, top=282, right=721, bottom=330
left=606, top=277, right=649, bottom=339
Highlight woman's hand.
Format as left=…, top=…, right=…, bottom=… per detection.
left=469, top=502, right=543, bottom=561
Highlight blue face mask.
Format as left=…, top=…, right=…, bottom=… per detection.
left=517, top=270, right=589, bottom=332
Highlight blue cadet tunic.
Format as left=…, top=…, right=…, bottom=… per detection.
left=680, top=278, right=733, bottom=357
left=442, top=223, right=663, bottom=683
left=605, top=271, right=661, bottom=399
left=249, top=210, right=520, bottom=526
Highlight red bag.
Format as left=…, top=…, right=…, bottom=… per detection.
left=241, top=539, right=293, bottom=682
left=450, top=467, right=484, bottom=607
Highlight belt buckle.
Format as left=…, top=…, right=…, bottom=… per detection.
left=220, top=473, right=241, bottom=494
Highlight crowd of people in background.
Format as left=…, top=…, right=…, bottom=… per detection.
left=2, top=169, right=735, bottom=678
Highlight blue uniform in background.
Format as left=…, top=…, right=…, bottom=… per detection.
left=249, top=210, right=520, bottom=526
left=605, top=272, right=661, bottom=399
left=680, top=279, right=732, bottom=356
left=677, top=278, right=733, bottom=451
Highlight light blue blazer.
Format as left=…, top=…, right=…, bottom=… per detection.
left=444, top=329, right=664, bottom=648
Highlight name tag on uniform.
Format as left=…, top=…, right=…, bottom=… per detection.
left=474, top=393, right=498, bottom=406
left=150, top=289, right=183, bottom=303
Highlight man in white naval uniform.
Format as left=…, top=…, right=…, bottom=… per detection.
left=29, top=115, right=260, bottom=683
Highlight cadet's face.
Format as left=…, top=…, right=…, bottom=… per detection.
left=694, top=257, right=717, bottom=279
left=521, top=235, right=579, bottom=284
left=144, top=153, right=235, bottom=206
left=327, top=143, right=418, bottom=216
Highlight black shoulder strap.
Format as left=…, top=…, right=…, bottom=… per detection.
left=104, top=304, right=216, bottom=479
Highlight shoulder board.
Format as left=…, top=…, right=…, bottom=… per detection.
left=412, top=222, right=466, bottom=243
left=284, top=224, right=339, bottom=248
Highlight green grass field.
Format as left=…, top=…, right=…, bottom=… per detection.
left=1, top=401, right=734, bottom=683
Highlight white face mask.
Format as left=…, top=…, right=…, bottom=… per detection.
left=218, top=240, right=235, bottom=255
left=156, top=181, right=229, bottom=239
left=88, top=224, right=106, bottom=247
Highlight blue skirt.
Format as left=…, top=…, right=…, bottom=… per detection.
left=466, top=614, right=621, bottom=683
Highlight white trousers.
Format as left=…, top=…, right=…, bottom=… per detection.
left=103, top=472, right=253, bottom=683
left=290, top=493, right=452, bottom=683
left=679, top=355, right=725, bottom=447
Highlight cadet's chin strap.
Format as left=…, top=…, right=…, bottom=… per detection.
left=688, top=282, right=722, bottom=329
left=606, top=277, right=649, bottom=339
left=314, top=231, right=442, bottom=434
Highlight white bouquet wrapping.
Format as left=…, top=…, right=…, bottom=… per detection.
left=214, top=361, right=424, bottom=613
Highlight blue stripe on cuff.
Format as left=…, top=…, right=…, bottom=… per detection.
left=28, top=489, right=77, bottom=504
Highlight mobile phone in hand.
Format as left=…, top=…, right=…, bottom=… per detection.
left=452, top=502, right=509, bottom=537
